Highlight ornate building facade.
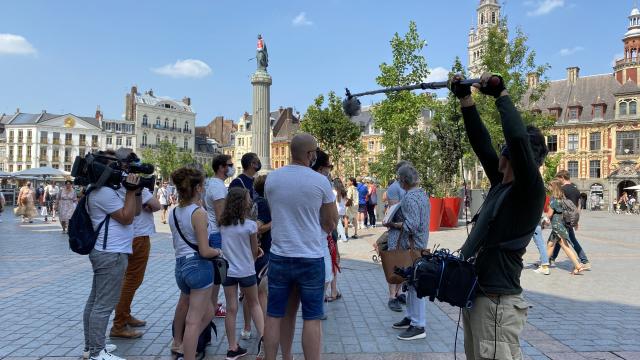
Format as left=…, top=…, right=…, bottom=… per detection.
left=525, top=6, right=640, bottom=209
left=124, top=86, right=196, bottom=154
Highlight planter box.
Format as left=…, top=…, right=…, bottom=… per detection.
left=440, top=197, right=462, bottom=228
left=429, top=198, right=444, bottom=232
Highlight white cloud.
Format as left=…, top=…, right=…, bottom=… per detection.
left=292, top=12, right=313, bottom=26
left=0, top=33, right=36, bottom=55
left=426, top=67, right=449, bottom=82
left=612, top=53, right=624, bottom=67
left=558, top=46, right=584, bottom=56
left=152, top=59, right=212, bottom=78
left=526, top=0, right=565, bottom=16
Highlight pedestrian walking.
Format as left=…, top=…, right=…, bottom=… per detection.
left=366, top=179, right=378, bottom=228
left=158, top=182, right=170, bottom=224
left=346, top=178, right=359, bottom=239
left=56, top=180, right=78, bottom=233
left=15, top=182, right=37, bottom=223
left=546, top=180, right=585, bottom=275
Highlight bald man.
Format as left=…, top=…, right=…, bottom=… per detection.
left=263, top=133, right=338, bottom=360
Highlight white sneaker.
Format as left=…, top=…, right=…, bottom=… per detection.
left=89, top=349, right=125, bottom=360
left=240, top=329, right=252, bottom=340
left=83, top=345, right=118, bottom=359
left=533, top=267, right=550, bottom=275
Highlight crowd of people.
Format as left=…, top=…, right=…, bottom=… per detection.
left=3, top=74, right=605, bottom=360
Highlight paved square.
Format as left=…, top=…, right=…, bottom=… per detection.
left=0, top=209, right=639, bottom=359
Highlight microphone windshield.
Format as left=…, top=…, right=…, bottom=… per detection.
left=342, top=96, right=361, bottom=117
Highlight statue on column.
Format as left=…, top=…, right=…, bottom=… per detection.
left=256, top=34, right=269, bottom=71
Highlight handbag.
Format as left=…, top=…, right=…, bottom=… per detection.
left=172, top=208, right=228, bottom=285
left=378, top=230, right=422, bottom=285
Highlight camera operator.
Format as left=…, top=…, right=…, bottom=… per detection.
left=449, top=73, right=549, bottom=360
left=82, top=149, right=141, bottom=360
left=111, top=148, right=161, bottom=339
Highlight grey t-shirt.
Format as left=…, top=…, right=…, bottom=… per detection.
left=386, top=181, right=406, bottom=202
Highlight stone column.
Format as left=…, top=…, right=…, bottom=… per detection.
left=251, top=69, right=272, bottom=171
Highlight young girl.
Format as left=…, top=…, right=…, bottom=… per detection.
left=169, top=168, right=222, bottom=360
left=546, top=180, right=585, bottom=275
left=219, top=187, right=264, bottom=360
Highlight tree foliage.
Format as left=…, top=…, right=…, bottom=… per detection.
left=300, top=91, right=362, bottom=178
left=141, top=141, right=195, bottom=180
left=371, top=21, right=431, bottom=182
left=472, top=16, right=554, bottom=149
left=543, top=153, right=562, bottom=185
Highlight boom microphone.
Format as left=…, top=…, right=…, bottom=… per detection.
left=342, top=78, right=481, bottom=117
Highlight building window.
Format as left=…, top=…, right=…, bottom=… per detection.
left=64, top=164, right=71, bottom=172
left=142, top=133, right=147, bottom=146
left=142, top=114, right=148, bottom=126
left=164, top=118, right=169, bottom=128
left=92, top=135, right=99, bottom=147
left=547, top=135, right=558, bottom=152
left=126, top=137, right=132, bottom=147
left=589, top=160, right=601, bottom=178
left=594, top=105, right=604, bottom=119
left=173, top=119, right=177, bottom=129
left=156, top=134, right=161, bottom=144
left=184, top=121, right=190, bottom=132
left=53, top=132, right=60, bottom=145
left=631, top=101, right=637, bottom=115
left=239, top=125, right=244, bottom=132
left=27, top=130, right=32, bottom=143
left=9, top=147, right=14, bottom=159
left=65, top=133, right=72, bottom=145
left=550, top=109, right=562, bottom=120
left=184, top=138, right=189, bottom=150
left=8, top=165, right=13, bottom=172
left=17, top=130, right=23, bottom=142
left=51, top=164, right=58, bottom=169
left=17, top=165, right=22, bottom=171
left=39, top=163, right=46, bottom=168
left=481, top=13, right=485, bottom=25
left=26, top=146, right=31, bottom=160
left=17, top=146, right=22, bottom=159
left=53, top=149, right=60, bottom=162
left=568, top=108, right=579, bottom=121
left=40, top=147, right=47, bottom=159
left=567, top=161, right=579, bottom=179
left=40, top=131, right=47, bottom=144
left=8, top=131, right=14, bottom=143
left=116, top=137, right=123, bottom=146
left=368, top=141, right=374, bottom=151
left=491, top=12, right=496, bottom=24
left=568, top=133, right=579, bottom=151
left=616, top=130, right=640, bottom=155
left=589, top=132, right=601, bottom=151
left=156, top=117, right=161, bottom=126
left=106, top=136, right=113, bottom=146
left=173, top=136, right=177, bottom=145
left=620, top=102, right=628, bottom=116
left=64, top=148, right=71, bottom=162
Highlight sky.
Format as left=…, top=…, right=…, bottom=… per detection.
left=0, top=0, right=634, bottom=126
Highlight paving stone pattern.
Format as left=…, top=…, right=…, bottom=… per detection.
left=0, top=210, right=639, bottom=359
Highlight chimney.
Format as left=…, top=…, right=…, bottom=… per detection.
left=131, top=85, right=138, bottom=95
left=182, top=97, right=191, bottom=106
left=95, top=105, right=103, bottom=121
left=279, top=106, right=284, bottom=115
left=15, top=107, right=20, bottom=114
left=567, top=67, right=580, bottom=83
left=148, top=89, right=154, bottom=97
left=527, top=73, right=539, bottom=88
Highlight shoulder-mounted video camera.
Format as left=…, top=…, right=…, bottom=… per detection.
left=71, top=151, right=156, bottom=192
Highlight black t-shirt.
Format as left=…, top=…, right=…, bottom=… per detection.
left=562, top=183, right=581, bottom=207
left=229, top=174, right=256, bottom=199
left=254, top=196, right=272, bottom=255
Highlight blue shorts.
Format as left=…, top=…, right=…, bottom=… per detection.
left=175, top=253, right=213, bottom=294
left=267, top=253, right=325, bottom=320
left=224, top=275, right=257, bottom=288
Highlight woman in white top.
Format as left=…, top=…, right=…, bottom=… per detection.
left=219, top=187, right=263, bottom=360
left=168, top=168, right=222, bottom=360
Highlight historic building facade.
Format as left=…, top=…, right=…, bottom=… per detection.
left=525, top=6, right=640, bottom=209
left=124, top=86, right=196, bottom=154
left=0, top=109, right=121, bottom=173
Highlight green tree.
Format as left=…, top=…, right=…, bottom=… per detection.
left=371, top=21, right=431, bottom=178
left=141, top=141, right=195, bottom=180
left=472, top=16, right=555, bottom=149
left=301, top=91, right=362, bottom=177
left=543, top=153, right=562, bottom=185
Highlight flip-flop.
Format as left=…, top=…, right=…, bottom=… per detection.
left=327, top=292, right=342, bottom=302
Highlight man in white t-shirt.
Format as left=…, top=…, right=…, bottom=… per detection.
left=111, top=149, right=162, bottom=339
left=82, top=150, right=141, bottom=360
left=263, top=134, right=338, bottom=360
left=205, top=153, right=235, bottom=316
left=45, top=181, right=60, bottom=221
left=157, top=182, right=170, bottom=224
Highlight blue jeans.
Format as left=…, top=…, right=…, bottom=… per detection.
left=267, top=253, right=325, bottom=320
left=532, top=225, right=549, bottom=265
left=551, top=225, right=589, bottom=263
left=405, top=286, right=425, bottom=328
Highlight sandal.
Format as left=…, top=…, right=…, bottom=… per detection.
left=326, top=292, right=342, bottom=302
left=571, top=265, right=585, bottom=275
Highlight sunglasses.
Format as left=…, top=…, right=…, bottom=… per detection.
left=227, top=163, right=234, bottom=167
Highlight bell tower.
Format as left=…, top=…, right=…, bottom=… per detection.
left=614, top=5, right=640, bottom=84
left=468, top=0, right=501, bottom=77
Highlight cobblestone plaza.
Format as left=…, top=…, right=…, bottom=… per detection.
left=0, top=210, right=639, bottom=360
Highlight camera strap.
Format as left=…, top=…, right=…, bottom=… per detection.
left=172, top=206, right=200, bottom=252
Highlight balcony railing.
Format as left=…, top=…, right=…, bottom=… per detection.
left=27, top=138, right=32, bottom=144
left=52, top=139, right=60, bottom=145
left=26, top=157, right=32, bottom=162
left=8, top=138, right=14, bottom=143
left=17, top=138, right=23, bottom=143
left=52, top=157, right=60, bottom=162
left=91, top=142, right=99, bottom=147
left=183, top=129, right=192, bottom=134
left=79, top=141, right=87, bottom=146
left=40, top=138, right=48, bottom=144
left=65, top=140, right=73, bottom=145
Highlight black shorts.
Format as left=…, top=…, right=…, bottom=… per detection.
left=358, top=204, right=366, bottom=213
left=223, top=275, right=257, bottom=288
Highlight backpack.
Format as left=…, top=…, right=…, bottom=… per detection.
left=561, top=198, right=580, bottom=226
left=68, top=187, right=110, bottom=255
left=172, top=320, right=217, bottom=357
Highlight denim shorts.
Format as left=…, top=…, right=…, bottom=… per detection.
left=223, top=275, right=257, bottom=288
left=208, top=233, right=223, bottom=285
left=267, top=253, right=325, bottom=320
left=175, top=253, right=213, bottom=294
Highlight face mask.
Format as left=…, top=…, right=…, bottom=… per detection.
left=226, top=166, right=236, bottom=178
